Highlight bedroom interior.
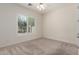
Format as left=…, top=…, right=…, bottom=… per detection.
left=0, top=3, right=79, bottom=55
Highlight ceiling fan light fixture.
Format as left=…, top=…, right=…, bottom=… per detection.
left=28, top=3, right=32, bottom=6
left=37, top=3, right=47, bottom=11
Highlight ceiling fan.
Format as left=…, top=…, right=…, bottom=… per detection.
left=27, top=3, right=47, bottom=11
left=28, top=3, right=32, bottom=6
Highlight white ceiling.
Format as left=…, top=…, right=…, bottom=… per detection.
left=18, top=3, right=72, bottom=14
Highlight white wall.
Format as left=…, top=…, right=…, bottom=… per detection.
left=75, top=4, right=79, bottom=46
left=0, top=3, right=42, bottom=47
left=43, top=4, right=77, bottom=44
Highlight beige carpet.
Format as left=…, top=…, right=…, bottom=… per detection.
left=0, top=38, right=78, bottom=55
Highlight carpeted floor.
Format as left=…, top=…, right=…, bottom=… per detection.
left=0, top=38, right=78, bottom=55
